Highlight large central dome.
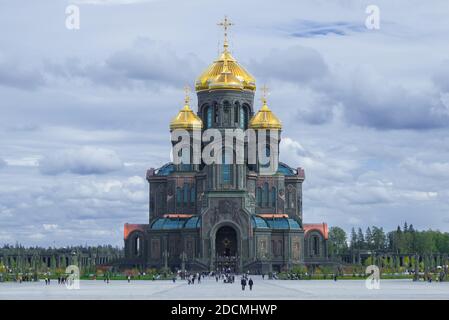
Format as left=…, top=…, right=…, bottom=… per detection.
left=195, top=25, right=256, bottom=92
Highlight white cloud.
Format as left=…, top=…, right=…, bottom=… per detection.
left=39, top=146, right=123, bottom=175
left=43, top=224, right=58, bottom=231
left=400, top=157, right=449, bottom=179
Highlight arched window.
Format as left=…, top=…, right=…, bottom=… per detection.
left=222, top=149, right=232, bottom=184
left=286, top=186, right=295, bottom=209
left=214, top=104, right=219, bottom=124
left=206, top=107, right=213, bottom=128
left=223, top=101, right=231, bottom=126
left=312, top=236, right=320, bottom=256
left=176, top=187, right=182, bottom=206
left=134, top=236, right=142, bottom=257
left=263, top=182, right=269, bottom=207
left=183, top=183, right=189, bottom=206
left=190, top=186, right=196, bottom=205
left=271, top=187, right=276, bottom=207
left=256, top=187, right=262, bottom=206
left=241, top=105, right=249, bottom=129
left=289, top=190, right=295, bottom=209
left=234, top=103, right=239, bottom=124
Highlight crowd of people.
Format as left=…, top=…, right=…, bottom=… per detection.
left=176, top=268, right=256, bottom=291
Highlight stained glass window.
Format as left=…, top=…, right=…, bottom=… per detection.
left=206, top=107, right=212, bottom=128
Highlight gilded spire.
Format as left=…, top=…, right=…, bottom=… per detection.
left=217, top=16, right=234, bottom=53
left=184, top=85, right=191, bottom=105
left=260, top=84, right=269, bottom=105
left=170, top=86, right=203, bottom=130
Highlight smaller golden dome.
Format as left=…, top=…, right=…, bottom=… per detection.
left=170, top=94, right=203, bottom=130
left=249, top=99, right=282, bottom=130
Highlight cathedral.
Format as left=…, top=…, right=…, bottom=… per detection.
left=123, top=18, right=328, bottom=273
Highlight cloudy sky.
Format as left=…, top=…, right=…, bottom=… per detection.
left=1, top=0, right=449, bottom=247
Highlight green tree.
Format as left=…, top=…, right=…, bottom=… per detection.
left=372, top=227, right=386, bottom=250
left=350, top=228, right=357, bottom=249
left=357, top=228, right=365, bottom=250
left=328, top=227, right=348, bottom=255
left=365, top=227, right=373, bottom=249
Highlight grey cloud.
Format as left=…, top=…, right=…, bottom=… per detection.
left=0, top=55, right=45, bottom=90
left=0, top=174, right=147, bottom=246
left=0, top=158, right=6, bottom=168
left=264, top=49, right=449, bottom=129
left=249, top=45, right=328, bottom=84
left=330, top=68, right=449, bottom=130
left=39, top=146, right=124, bottom=175
left=47, top=38, right=203, bottom=90
left=433, top=60, right=449, bottom=92
left=289, top=20, right=366, bottom=38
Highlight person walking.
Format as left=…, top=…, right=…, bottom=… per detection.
left=248, top=278, right=253, bottom=291
left=127, top=275, right=131, bottom=283
left=241, top=277, right=247, bottom=291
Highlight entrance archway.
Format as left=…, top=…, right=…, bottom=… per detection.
left=215, top=226, right=238, bottom=272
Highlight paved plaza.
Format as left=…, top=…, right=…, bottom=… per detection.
left=1, top=277, right=449, bottom=300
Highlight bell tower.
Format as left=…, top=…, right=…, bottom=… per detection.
left=195, top=17, right=256, bottom=191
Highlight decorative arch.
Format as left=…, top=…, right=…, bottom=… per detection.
left=304, top=230, right=324, bottom=257
left=286, top=184, right=296, bottom=209
left=210, top=220, right=243, bottom=260
left=128, top=231, right=145, bottom=258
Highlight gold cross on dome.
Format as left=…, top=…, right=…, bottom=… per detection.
left=260, top=84, right=269, bottom=104
left=184, top=85, right=191, bottom=105
left=217, top=16, right=234, bottom=50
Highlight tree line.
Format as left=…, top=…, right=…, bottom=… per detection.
left=328, top=222, right=449, bottom=255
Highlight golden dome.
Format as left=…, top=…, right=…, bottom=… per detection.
left=249, top=99, right=282, bottom=130
left=170, top=95, right=203, bottom=130
left=195, top=17, right=255, bottom=92
left=195, top=50, right=256, bottom=92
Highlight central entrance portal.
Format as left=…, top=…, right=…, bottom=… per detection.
left=215, top=226, right=238, bottom=272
